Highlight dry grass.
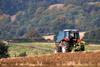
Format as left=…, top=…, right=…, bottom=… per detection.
left=0, top=51, right=100, bottom=67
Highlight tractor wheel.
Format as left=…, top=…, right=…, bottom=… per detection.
left=80, top=45, right=85, bottom=51
left=57, top=46, right=62, bottom=52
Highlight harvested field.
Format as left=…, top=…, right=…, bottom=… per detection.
left=0, top=51, right=100, bottom=67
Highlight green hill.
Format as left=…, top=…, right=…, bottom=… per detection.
left=0, top=0, right=100, bottom=39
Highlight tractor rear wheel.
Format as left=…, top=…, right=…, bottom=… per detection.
left=57, top=46, right=62, bottom=52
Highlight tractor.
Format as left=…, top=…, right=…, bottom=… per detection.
left=54, top=29, right=86, bottom=53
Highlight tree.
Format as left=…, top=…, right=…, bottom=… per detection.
left=0, top=41, right=9, bottom=58
left=25, top=28, right=40, bottom=39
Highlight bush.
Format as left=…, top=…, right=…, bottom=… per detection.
left=19, top=52, right=27, bottom=57
left=0, top=41, right=9, bottom=58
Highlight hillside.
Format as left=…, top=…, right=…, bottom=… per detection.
left=0, top=0, right=100, bottom=39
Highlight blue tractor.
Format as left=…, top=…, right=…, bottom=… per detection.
left=54, top=29, right=85, bottom=53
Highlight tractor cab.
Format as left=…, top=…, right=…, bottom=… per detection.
left=55, top=29, right=80, bottom=43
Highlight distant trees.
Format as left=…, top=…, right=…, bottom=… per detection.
left=0, top=0, right=100, bottom=39
left=25, top=28, right=40, bottom=39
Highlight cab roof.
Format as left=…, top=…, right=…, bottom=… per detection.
left=63, top=29, right=79, bottom=32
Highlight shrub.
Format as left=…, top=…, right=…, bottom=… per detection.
left=19, top=52, right=27, bottom=57
left=0, top=41, right=9, bottom=58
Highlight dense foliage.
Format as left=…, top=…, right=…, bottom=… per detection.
left=0, top=41, right=9, bottom=58
left=0, top=0, right=100, bottom=39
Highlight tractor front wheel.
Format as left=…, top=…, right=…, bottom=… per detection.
left=80, top=45, right=85, bottom=51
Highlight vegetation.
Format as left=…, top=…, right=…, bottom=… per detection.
left=6, top=42, right=100, bottom=57
left=8, top=42, right=55, bottom=57
left=0, top=0, right=100, bottom=40
left=0, top=51, right=100, bottom=67
left=84, top=29, right=100, bottom=43
left=0, top=41, right=9, bottom=58
left=85, top=44, right=100, bottom=51
left=0, top=0, right=100, bottom=66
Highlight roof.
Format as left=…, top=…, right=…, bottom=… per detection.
left=63, top=29, right=78, bottom=31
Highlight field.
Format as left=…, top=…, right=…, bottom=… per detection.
left=8, top=42, right=55, bottom=57
left=0, top=42, right=100, bottom=67
left=0, top=51, right=100, bottom=67
left=7, top=42, right=100, bottom=57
